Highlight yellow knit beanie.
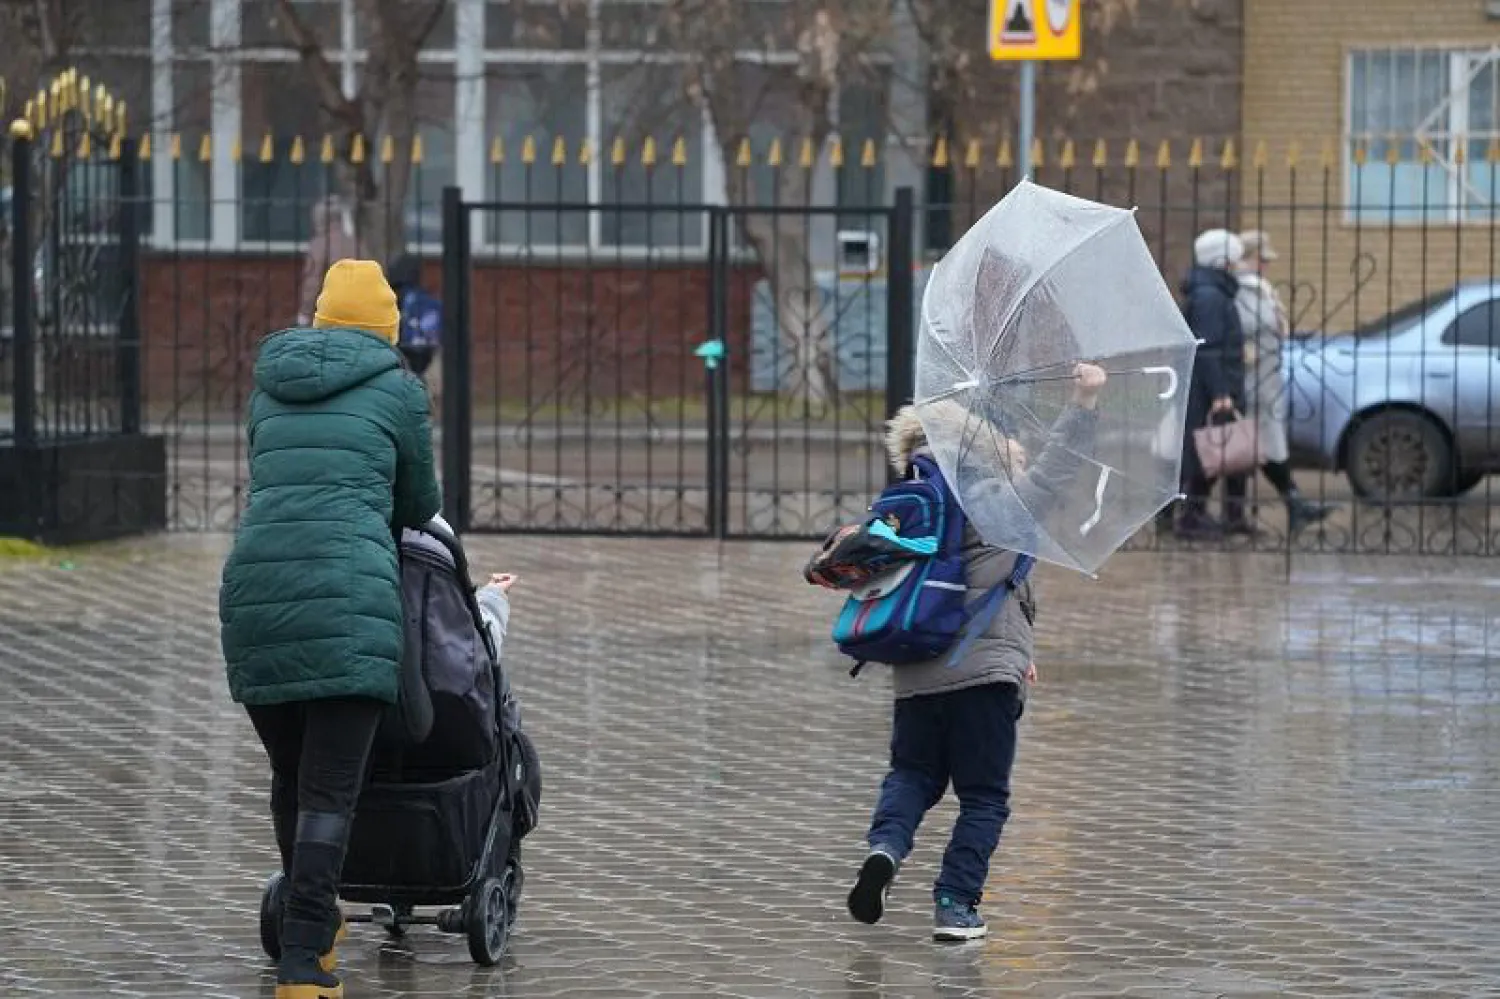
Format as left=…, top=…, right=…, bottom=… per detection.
left=312, top=259, right=400, bottom=344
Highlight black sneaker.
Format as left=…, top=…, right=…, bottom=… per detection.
left=847, top=848, right=899, bottom=925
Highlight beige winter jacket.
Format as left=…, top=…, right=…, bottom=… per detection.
left=883, top=404, right=1097, bottom=701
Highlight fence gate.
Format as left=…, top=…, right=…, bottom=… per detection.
left=440, top=187, right=917, bottom=539
left=1, top=84, right=163, bottom=542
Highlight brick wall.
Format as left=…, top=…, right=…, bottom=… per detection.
left=137, top=253, right=762, bottom=419
left=1242, top=0, right=1499, bottom=327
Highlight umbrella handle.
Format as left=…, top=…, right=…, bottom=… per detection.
left=1141, top=366, right=1178, bottom=399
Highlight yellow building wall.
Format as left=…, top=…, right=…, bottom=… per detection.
left=1242, top=0, right=1499, bottom=330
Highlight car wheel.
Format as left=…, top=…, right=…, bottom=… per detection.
left=1448, top=469, right=1486, bottom=497
left=1345, top=410, right=1452, bottom=502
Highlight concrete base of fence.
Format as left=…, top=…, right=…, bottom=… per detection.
left=0, top=435, right=168, bottom=543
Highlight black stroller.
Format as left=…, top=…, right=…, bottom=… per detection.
left=258, top=519, right=542, bottom=966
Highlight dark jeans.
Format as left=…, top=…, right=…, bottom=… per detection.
left=247, top=697, right=384, bottom=939
left=866, top=682, right=1022, bottom=907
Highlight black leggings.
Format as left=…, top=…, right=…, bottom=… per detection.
left=247, top=697, right=384, bottom=937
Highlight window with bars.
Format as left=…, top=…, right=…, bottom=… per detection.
left=1346, top=47, right=1500, bottom=223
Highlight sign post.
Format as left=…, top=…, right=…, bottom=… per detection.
left=989, top=0, right=1082, bottom=181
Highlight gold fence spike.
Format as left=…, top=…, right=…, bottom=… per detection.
left=1155, top=140, right=1171, bottom=169
left=672, top=136, right=687, bottom=167
left=860, top=137, right=877, bottom=168
left=578, top=139, right=592, bottom=165
left=170, top=133, right=182, bottom=160
left=116, top=100, right=127, bottom=137
left=612, top=136, right=627, bottom=167
left=1220, top=138, right=1236, bottom=170
left=23, top=100, right=33, bottom=126
left=552, top=135, right=567, bottom=166
left=767, top=136, right=783, bottom=167
left=1287, top=140, right=1301, bottom=167
left=489, top=136, right=504, bottom=164
left=100, top=94, right=113, bottom=131
left=1488, top=138, right=1500, bottom=164
left=1320, top=139, right=1335, bottom=170
left=139, top=134, right=151, bottom=160
left=1252, top=140, right=1267, bottom=170
left=412, top=134, right=424, bottom=164
left=36, top=91, right=47, bottom=126
left=79, top=78, right=91, bottom=119
left=799, top=137, right=814, bottom=168
left=199, top=134, right=211, bottom=162
left=965, top=138, right=981, bottom=170
left=259, top=134, right=273, bottom=163
left=830, top=135, right=845, bottom=168
left=1030, top=138, right=1044, bottom=169
left=1350, top=139, right=1365, bottom=166
left=1418, top=140, right=1434, bottom=165
left=931, top=135, right=949, bottom=168
left=1453, top=140, right=1466, bottom=166
left=997, top=138, right=1013, bottom=169
left=320, top=135, right=334, bottom=163
left=78, top=132, right=91, bottom=159
left=521, top=135, right=536, bottom=165
left=350, top=133, right=366, bottom=164
left=289, top=136, right=304, bottom=164
left=1188, top=138, right=1203, bottom=168
left=736, top=137, right=752, bottom=168
left=1060, top=139, right=1076, bottom=170
left=380, top=135, right=395, bottom=164
left=231, top=137, right=241, bottom=162
left=109, top=134, right=121, bottom=160
left=50, top=129, right=63, bottom=157
left=1384, top=134, right=1399, bottom=166
left=1092, top=139, right=1107, bottom=168
left=641, top=136, right=657, bottom=166
left=1125, top=139, right=1140, bottom=168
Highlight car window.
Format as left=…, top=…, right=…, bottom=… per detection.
left=1441, top=300, right=1499, bottom=349
left=1351, top=288, right=1454, bottom=339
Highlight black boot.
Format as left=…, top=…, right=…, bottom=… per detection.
left=1286, top=490, right=1333, bottom=534
left=277, top=811, right=350, bottom=999
left=1173, top=499, right=1221, bottom=540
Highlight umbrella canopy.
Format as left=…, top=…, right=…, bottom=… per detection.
left=915, top=180, right=1197, bottom=574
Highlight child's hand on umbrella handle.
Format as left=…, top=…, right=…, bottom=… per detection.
left=1071, top=363, right=1108, bottom=408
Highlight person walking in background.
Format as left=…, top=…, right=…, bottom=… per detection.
left=387, top=254, right=444, bottom=417
left=297, top=195, right=364, bottom=326
left=1174, top=229, right=1247, bottom=539
left=1234, top=230, right=1331, bottom=535
left=221, top=260, right=441, bottom=999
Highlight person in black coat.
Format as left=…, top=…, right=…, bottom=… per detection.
left=1175, top=229, right=1247, bottom=538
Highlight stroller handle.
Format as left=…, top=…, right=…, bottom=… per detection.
left=416, top=516, right=500, bottom=666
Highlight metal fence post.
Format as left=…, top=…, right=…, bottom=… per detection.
left=885, top=186, right=916, bottom=427
left=9, top=121, right=35, bottom=447
left=706, top=208, right=730, bottom=540
left=440, top=185, right=472, bottom=531
left=117, top=137, right=142, bottom=435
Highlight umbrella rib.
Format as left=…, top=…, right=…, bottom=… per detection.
left=975, top=210, right=1136, bottom=375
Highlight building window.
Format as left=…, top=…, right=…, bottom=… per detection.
left=1347, top=48, right=1500, bottom=223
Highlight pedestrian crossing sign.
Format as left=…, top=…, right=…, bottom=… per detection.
left=990, top=0, right=1081, bottom=61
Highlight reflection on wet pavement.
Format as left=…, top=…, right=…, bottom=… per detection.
left=0, top=537, right=1497, bottom=997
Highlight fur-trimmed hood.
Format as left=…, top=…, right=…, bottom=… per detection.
left=885, top=405, right=927, bottom=476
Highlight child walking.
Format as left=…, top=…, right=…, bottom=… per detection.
left=847, top=363, right=1105, bottom=941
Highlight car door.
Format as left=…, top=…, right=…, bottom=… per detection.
left=1439, top=295, right=1500, bottom=466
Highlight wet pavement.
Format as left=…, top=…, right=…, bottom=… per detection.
left=1, top=537, right=1498, bottom=998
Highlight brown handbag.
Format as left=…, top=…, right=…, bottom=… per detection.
left=1194, top=412, right=1261, bottom=480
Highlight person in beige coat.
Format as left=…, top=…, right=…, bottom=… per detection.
left=1234, top=230, right=1330, bottom=533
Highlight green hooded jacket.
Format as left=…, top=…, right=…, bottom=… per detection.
left=219, top=327, right=442, bottom=706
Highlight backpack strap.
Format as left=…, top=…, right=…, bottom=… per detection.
left=943, top=554, right=1035, bottom=669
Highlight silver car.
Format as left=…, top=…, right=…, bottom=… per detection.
left=1284, top=280, right=1500, bottom=501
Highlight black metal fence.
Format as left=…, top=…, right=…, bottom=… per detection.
left=8, top=124, right=1497, bottom=556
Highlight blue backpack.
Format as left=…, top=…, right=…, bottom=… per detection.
left=831, top=454, right=1034, bottom=676
left=399, top=287, right=443, bottom=351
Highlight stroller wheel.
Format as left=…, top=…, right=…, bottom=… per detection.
left=464, top=876, right=510, bottom=967
left=502, top=862, right=524, bottom=929
left=259, top=872, right=286, bottom=961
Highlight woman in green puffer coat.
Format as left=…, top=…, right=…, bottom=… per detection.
left=220, top=259, right=441, bottom=999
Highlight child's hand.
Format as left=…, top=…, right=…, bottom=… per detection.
left=1071, top=363, right=1107, bottom=408
left=1024, top=662, right=1038, bottom=684
left=488, top=573, right=517, bottom=593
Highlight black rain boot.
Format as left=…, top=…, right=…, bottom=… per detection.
left=1286, top=489, right=1333, bottom=534
left=1174, top=499, right=1221, bottom=540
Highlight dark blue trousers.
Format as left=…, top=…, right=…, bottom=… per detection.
left=866, top=681, right=1022, bottom=906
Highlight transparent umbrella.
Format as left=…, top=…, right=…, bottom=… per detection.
left=915, top=180, right=1197, bottom=575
